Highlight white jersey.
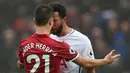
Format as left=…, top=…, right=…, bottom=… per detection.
left=51, top=29, right=95, bottom=73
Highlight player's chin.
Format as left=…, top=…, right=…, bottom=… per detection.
left=52, top=32, right=60, bottom=36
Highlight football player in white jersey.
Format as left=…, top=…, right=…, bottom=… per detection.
left=49, top=3, right=96, bottom=73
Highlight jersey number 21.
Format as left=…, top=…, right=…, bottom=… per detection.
left=27, top=54, right=50, bottom=73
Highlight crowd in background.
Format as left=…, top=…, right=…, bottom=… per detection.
left=0, top=0, right=130, bottom=73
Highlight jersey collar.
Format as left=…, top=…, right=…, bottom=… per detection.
left=59, top=29, right=75, bottom=38
left=32, top=33, right=50, bottom=38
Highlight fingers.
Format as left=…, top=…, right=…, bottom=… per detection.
left=108, top=49, right=116, bottom=56
left=110, top=49, right=116, bottom=54
left=111, top=54, right=120, bottom=62
left=113, top=54, right=120, bottom=59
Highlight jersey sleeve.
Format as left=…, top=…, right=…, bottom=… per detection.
left=17, top=41, right=24, bottom=63
left=55, top=41, right=79, bottom=62
left=81, top=38, right=95, bottom=59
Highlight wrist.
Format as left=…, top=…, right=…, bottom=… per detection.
left=103, top=59, right=108, bottom=64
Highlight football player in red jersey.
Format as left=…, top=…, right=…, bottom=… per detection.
left=17, top=4, right=120, bottom=73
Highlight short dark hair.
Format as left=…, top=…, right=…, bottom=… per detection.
left=34, top=4, right=53, bottom=26
left=49, top=3, right=66, bottom=19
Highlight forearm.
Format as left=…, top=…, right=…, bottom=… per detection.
left=74, top=55, right=107, bottom=68
left=82, top=58, right=107, bottom=68
left=87, top=68, right=96, bottom=73
left=74, top=50, right=120, bottom=69
left=84, top=58, right=107, bottom=68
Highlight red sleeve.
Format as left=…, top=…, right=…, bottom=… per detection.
left=17, top=41, right=24, bottom=63
left=54, top=41, right=79, bottom=61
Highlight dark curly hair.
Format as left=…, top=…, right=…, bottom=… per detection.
left=49, top=3, right=66, bottom=19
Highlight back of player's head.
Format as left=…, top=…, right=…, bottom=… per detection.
left=34, top=4, right=53, bottom=26
left=49, top=3, right=66, bottom=19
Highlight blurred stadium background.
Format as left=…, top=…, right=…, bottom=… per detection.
left=0, top=0, right=130, bottom=73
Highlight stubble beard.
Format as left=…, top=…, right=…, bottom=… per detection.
left=51, top=24, right=63, bottom=36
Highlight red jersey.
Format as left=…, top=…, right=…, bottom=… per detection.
left=17, top=34, right=78, bottom=73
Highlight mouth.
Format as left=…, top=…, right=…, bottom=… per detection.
left=51, top=28, right=55, bottom=30
left=51, top=28, right=56, bottom=32
left=52, top=26, right=57, bottom=30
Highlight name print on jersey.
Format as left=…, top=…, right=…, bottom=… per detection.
left=22, top=43, right=57, bottom=56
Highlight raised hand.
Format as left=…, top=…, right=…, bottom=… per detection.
left=104, top=50, right=120, bottom=64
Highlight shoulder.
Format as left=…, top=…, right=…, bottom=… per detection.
left=70, top=30, right=92, bottom=50
left=50, top=34, right=64, bottom=42
left=73, top=30, right=91, bottom=43
left=19, top=37, right=32, bottom=46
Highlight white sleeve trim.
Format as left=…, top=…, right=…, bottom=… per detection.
left=18, top=60, right=23, bottom=64
left=68, top=53, right=79, bottom=62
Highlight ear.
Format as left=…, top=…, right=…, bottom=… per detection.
left=48, top=19, right=51, bottom=25
left=48, top=18, right=53, bottom=25
left=33, top=18, right=36, bottom=24
left=63, top=16, right=67, bottom=23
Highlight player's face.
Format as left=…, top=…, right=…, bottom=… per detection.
left=51, top=12, right=64, bottom=36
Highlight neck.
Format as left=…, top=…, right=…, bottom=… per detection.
left=36, top=26, right=50, bottom=34
left=60, top=23, right=72, bottom=36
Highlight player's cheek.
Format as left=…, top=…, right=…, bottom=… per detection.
left=54, top=23, right=59, bottom=29
left=55, top=22, right=59, bottom=26
left=52, top=26, right=58, bottom=32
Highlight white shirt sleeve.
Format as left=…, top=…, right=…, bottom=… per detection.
left=81, top=37, right=95, bottom=59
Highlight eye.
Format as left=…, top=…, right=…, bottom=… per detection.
left=53, top=19, right=58, bottom=23
left=53, top=20, right=56, bottom=23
